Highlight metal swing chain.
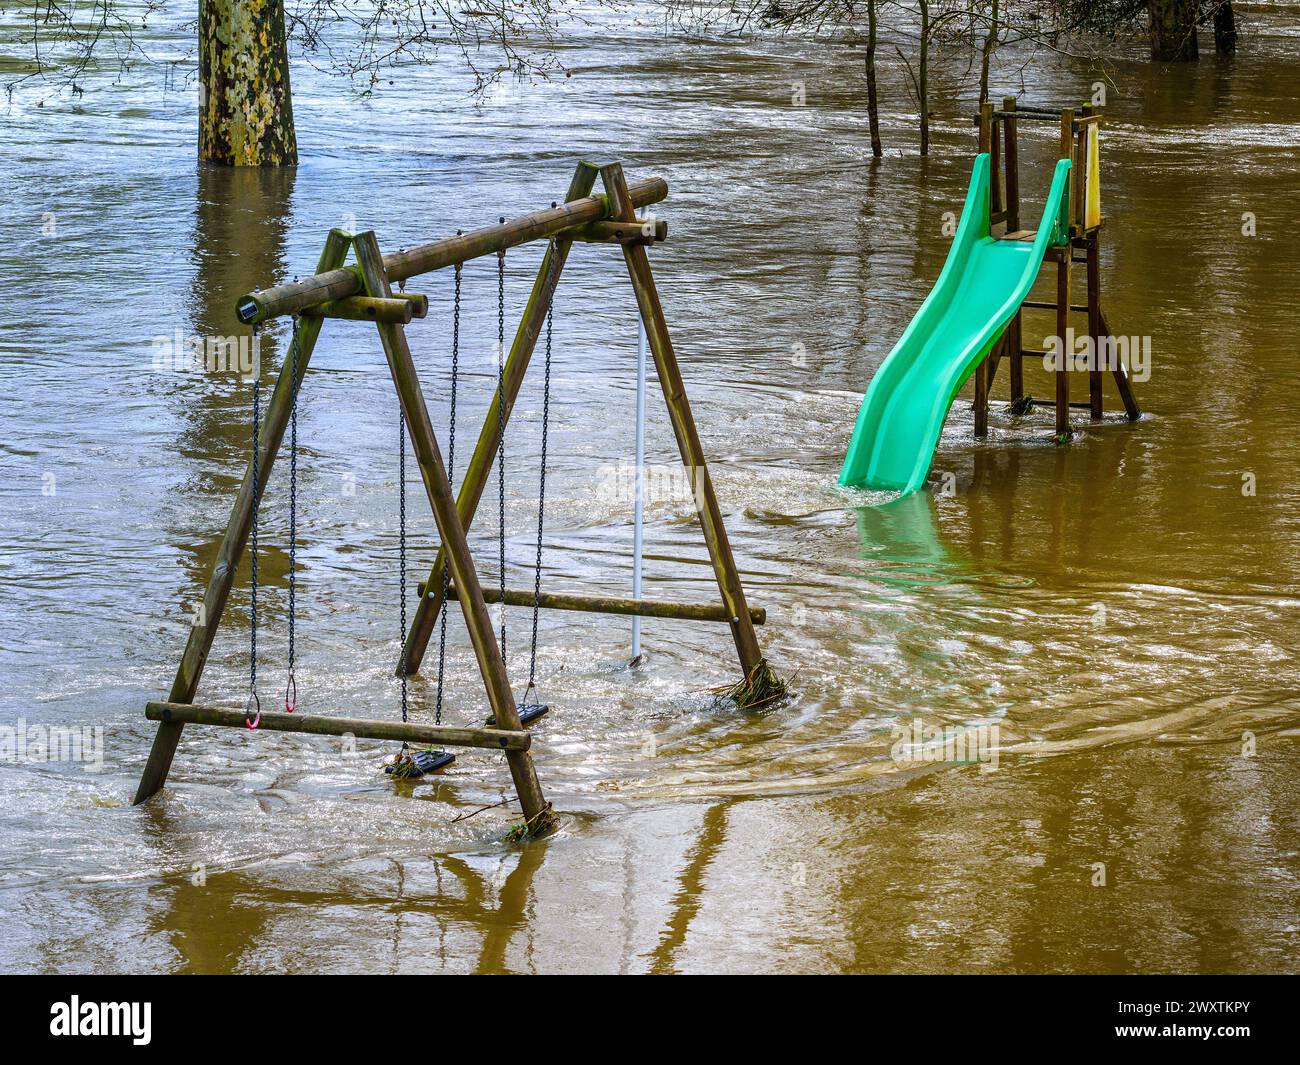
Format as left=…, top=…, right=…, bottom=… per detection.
left=527, top=238, right=558, bottom=694
left=436, top=250, right=463, bottom=727
left=399, top=405, right=408, bottom=736
left=247, top=325, right=262, bottom=728
left=496, top=234, right=507, bottom=664
left=397, top=256, right=411, bottom=745
left=285, top=315, right=300, bottom=713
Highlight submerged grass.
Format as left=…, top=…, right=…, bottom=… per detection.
left=708, top=658, right=788, bottom=710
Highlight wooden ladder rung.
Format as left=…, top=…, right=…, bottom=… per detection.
left=1021, top=300, right=1089, bottom=313
left=144, top=702, right=531, bottom=750
left=1027, top=399, right=1096, bottom=411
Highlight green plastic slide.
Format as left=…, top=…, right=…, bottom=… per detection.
left=840, top=153, right=1073, bottom=495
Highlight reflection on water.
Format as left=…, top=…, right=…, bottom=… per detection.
left=2, top=8, right=1299, bottom=972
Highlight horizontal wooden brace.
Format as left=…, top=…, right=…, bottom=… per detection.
left=1012, top=349, right=1115, bottom=365
left=977, top=109, right=1054, bottom=124
left=418, top=582, right=765, bottom=625
left=144, top=701, right=531, bottom=750
left=302, top=293, right=426, bottom=324
left=978, top=110, right=1102, bottom=130
left=1022, top=300, right=1089, bottom=313
left=567, top=218, right=668, bottom=245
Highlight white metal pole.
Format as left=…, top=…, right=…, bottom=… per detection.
left=631, top=316, right=647, bottom=661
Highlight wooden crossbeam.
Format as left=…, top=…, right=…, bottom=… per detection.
left=145, top=702, right=531, bottom=750
left=236, top=176, right=668, bottom=324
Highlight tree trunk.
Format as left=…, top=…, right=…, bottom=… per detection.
left=1214, top=2, right=1238, bottom=56
left=979, top=0, right=999, bottom=102
left=919, top=0, right=930, bottom=156
left=866, top=0, right=882, bottom=157
left=1147, top=0, right=1200, bottom=61
left=199, top=0, right=298, bottom=166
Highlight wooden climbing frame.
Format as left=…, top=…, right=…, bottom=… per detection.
left=971, top=100, right=1142, bottom=440
left=133, top=161, right=782, bottom=838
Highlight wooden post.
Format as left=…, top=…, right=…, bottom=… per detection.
left=1086, top=233, right=1104, bottom=420
left=1055, top=109, right=1075, bottom=438
left=352, top=231, right=555, bottom=838
left=978, top=101, right=993, bottom=228
left=1068, top=109, right=1086, bottom=236
left=133, top=228, right=353, bottom=805
left=1008, top=310, right=1024, bottom=406
left=1055, top=252, right=1072, bottom=438
left=1003, top=96, right=1020, bottom=233
left=1003, top=98, right=1033, bottom=408
left=974, top=353, right=989, bottom=437
left=399, top=162, right=599, bottom=676
left=986, top=330, right=1007, bottom=392
left=600, top=162, right=769, bottom=686
left=990, top=118, right=1003, bottom=220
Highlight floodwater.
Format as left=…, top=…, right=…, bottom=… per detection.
left=3, top=6, right=1299, bottom=973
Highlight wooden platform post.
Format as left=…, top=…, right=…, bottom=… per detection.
left=1086, top=233, right=1104, bottom=420
left=352, top=230, right=555, bottom=838
left=600, top=162, right=772, bottom=689
left=1008, top=310, right=1024, bottom=406
left=398, top=162, right=599, bottom=677
left=133, top=229, right=353, bottom=806
left=1055, top=109, right=1075, bottom=440
left=974, top=353, right=989, bottom=437
left=1055, top=251, right=1072, bottom=438
left=990, top=115, right=1003, bottom=220
left=1003, top=97, right=1020, bottom=233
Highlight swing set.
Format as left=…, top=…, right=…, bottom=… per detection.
left=133, top=161, right=785, bottom=839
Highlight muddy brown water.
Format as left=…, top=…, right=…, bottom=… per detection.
left=2, top=7, right=1299, bottom=973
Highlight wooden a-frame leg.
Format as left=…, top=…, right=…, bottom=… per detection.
left=398, top=161, right=599, bottom=677
left=134, top=228, right=353, bottom=805
left=352, top=231, right=555, bottom=838
left=600, top=162, right=771, bottom=687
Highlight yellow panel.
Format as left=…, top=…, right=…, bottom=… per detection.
left=1086, top=124, right=1102, bottom=229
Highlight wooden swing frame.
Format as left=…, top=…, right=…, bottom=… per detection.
left=133, top=161, right=781, bottom=839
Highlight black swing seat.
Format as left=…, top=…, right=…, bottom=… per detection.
left=144, top=702, right=531, bottom=751
left=385, top=748, right=455, bottom=777
left=485, top=703, right=550, bottom=728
